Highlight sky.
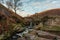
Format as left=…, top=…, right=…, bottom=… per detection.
left=1, top=0, right=60, bottom=17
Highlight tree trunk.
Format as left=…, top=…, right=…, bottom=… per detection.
left=14, top=7, right=16, bottom=14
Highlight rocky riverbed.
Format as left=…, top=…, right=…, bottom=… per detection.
left=7, top=27, right=60, bottom=40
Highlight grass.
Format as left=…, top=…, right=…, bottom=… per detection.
left=40, top=26, right=60, bottom=31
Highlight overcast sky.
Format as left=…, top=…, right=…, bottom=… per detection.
left=1, top=0, right=60, bottom=17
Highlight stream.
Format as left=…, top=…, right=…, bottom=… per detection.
left=6, top=27, right=60, bottom=40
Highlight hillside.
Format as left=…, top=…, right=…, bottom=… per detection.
left=0, top=4, right=24, bottom=40
left=24, top=8, right=60, bottom=31
left=30, top=8, right=60, bottom=17
left=0, top=4, right=24, bottom=23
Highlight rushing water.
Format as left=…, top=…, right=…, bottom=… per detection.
left=6, top=26, right=33, bottom=40
left=7, top=27, right=60, bottom=40
left=6, top=22, right=60, bottom=40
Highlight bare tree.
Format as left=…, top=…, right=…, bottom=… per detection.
left=6, top=0, right=22, bottom=14
left=6, top=1, right=13, bottom=9
left=13, top=0, right=22, bottom=13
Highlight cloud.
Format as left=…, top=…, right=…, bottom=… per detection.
left=32, top=2, right=41, bottom=6
left=51, top=1, right=57, bottom=3
left=17, top=11, right=33, bottom=17
left=3, top=0, right=60, bottom=17
left=30, top=0, right=60, bottom=12
left=21, top=0, right=30, bottom=3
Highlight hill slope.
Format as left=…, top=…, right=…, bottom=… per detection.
left=24, top=8, right=60, bottom=31
left=0, top=4, right=24, bottom=40
left=0, top=4, right=24, bottom=23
